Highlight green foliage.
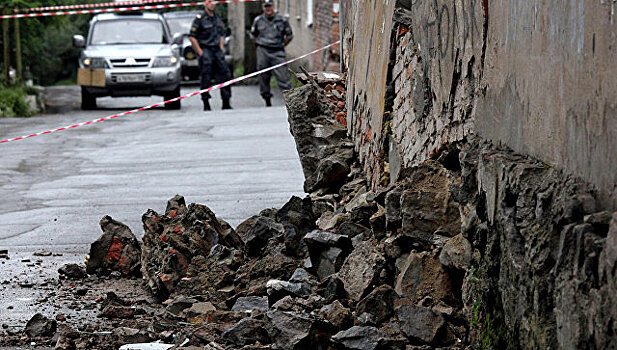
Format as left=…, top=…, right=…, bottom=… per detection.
left=0, top=85, right=32, bottom=117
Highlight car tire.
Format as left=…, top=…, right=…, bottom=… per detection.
left=164, top=87, right=181, bottom=110
left=81, top=87, right=97, bottom=110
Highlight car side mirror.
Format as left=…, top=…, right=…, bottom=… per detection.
left=172, top=33, right=183, bottom=45
left=73, top=35, right=85, bottom=48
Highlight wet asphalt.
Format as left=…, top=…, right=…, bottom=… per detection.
left=0, top=84, right=305, bottom=326
left=0, top=84, right=304, bottom=253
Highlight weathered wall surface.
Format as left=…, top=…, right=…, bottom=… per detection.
left=390, top=0, right=485, bottom=182
left=342, top=0, right=616, bottom=207
left=477, top=1, right=617, bottom=208
left=342, top=0, right=397, bottom=188
left=339, top=0, right=617, bottom=347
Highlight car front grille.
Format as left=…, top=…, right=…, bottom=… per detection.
left=109, top=58, right=151, bottom=68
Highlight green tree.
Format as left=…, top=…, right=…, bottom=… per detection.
left=0, top=0, right=98, bottom=86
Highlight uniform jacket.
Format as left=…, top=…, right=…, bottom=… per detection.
left=189, top=11, right=225, bottom=48
left=251, top=13, right=293, bottom=49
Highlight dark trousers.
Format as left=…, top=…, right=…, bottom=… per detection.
left=256, top=46, right=292, bottom=99
left=199, top=46, right=232, bottom=102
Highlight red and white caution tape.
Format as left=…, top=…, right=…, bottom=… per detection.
left=1, top=2, right=198, bottom=19
left=2, top=0, right=260, bottom=19
left=0, top=41, right=341, bottom=144
left=13, top=0, right=260, bottom=14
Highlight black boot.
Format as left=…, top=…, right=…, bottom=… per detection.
left=203, top=99, right=211, bottom=111
left=222, top=98, right=232, bottom=110
left=264, top=96, right=272, bottom=107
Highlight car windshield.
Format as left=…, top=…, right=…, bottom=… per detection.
left=91, top=19, right=166, bottom=45
left=166, top=17, right=193, bottom=36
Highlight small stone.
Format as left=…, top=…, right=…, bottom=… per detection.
left=33, top=249, right=52, bottom=257
left=221, top=318, right=271, bottom=348
left=331, top=326, right=386, bottom=350
left=25, top=313, right=57, bottom=338
left=58, top=264, right=87, bottom=280
left=318, top=300, right=353, bottom=330
left=165, top=295, right=198, bottom=315
left=186, top=302, right=217, bottom=318
left=231, top=296, right=269, bottom=313
left=396, top=303, right=445, bottom=344
left=266, top=279, right=313, bottom=306
left=439, top=234, right=472, bottom=270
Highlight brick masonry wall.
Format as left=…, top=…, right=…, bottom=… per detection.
left=390, top=1, right=484, bottom=179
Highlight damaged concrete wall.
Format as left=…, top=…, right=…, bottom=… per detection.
left=339, top=0, right=617, bottom=347
left=390, top=0, right=485, bottom=182
left=342, top=0, right=616, bottom=208
left=477, top=1, right=617, bottom=208
left=342, top=0, right=397, bottom=188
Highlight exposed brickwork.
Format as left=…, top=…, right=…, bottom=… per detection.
left=390, top=28, right=476, bottom=170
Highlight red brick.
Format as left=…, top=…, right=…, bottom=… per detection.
left=105, top=237, right=123, bottom=263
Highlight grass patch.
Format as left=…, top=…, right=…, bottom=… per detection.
left=0, top=86, right=33, bottom=118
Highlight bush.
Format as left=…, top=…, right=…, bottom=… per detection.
left=0, top=86, right=32, bottom=117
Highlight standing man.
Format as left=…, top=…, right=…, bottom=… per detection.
left=251, top=0, right=293, bottom=107
left=188, top=0, right=232, bottom=111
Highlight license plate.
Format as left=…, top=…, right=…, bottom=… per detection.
left=116, top=74, right=146, bottom=83
left=185, top=60, right=199, bottom=67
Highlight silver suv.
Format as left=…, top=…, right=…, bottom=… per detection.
left=73, top=13, right=183, bottom=110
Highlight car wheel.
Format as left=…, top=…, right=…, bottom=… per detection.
left=164, top=87, right=181, bottom=110
left=81, top=87, right=97, bottom=110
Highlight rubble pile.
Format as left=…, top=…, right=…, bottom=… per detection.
left=2, top=75, right=615, bottom=350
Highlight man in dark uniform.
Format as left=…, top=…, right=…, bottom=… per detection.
left=250, top=0, right=293, bottom=107
left=188, top=0, right=232, bottom=111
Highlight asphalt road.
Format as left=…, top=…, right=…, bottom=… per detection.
left=0, top=85, right=305, bottom=254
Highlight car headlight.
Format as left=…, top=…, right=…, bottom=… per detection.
left=83, top=57, right=108, bottom=69
left=152, top=56, right=179, bottom=67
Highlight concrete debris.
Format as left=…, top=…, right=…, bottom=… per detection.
left=231, top=296, right=269, bottom=313
left=58, top=263, right=87, bottom=280
left=317, top=300, right=353, bottom=330
left=439, top=234, right=472, bottom=271
left=140, top=196, right=243, bottom=299
left=285, top=84, right=354, bottom=194
left=25, top=313, right=57, bottom=338
left=336, top=239, right=385, bottom=301
left=330, top=326, right=387, bottom=350
left=87, top=216, right=141, bottom=277
left=221, top=318, right=270, bottom=348
left=396, top=304, right=445, bottom=345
